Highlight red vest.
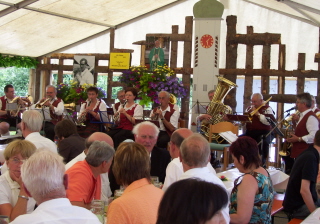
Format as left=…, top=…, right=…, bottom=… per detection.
left=0, top=96, right=8, bottom=119
left=153, top=103, right=175, bottom=136
left=50, top=98, right=63, bottom=125
left=314, top=108, right=320, bottom=114
left=246, top=105, right=271, bottom=131
left=84, top=100, right=101, bottom=122
left=291, top=111, right=319, bottom=158
left=117, top=104, right=137, bottom=130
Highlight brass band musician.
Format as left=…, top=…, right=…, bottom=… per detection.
left=286, top=93, right=319, bottom=158
left=112, top=90, right=126, bottom=115
left=0, top=85, right=29, bottom=136
left=311, top=95, right=320, bottom=119
left=33, top=85, right=64, bottom=141
left=242, top=93, right=274, bottom=166
left=77, top=86, right=107, bottom=138
left=197, top=90, right=215, bottom=123
left=150, top=91, right=180, bottom=149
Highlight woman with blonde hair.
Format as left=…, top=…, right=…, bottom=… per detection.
left=107, top=142, right=163, bottom=224
left=0, top=139, right=37, bottom=221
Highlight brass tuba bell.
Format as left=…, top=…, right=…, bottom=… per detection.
left=169, top=94, right=177, bottom=104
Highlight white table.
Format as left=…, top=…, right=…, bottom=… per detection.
left=217, top=167, right=289, bottom=193
left=301, top=207, right=320, bottom=223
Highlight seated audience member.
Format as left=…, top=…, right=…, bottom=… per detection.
left=162, top=128, right=216, bottom=191
left=179, top=133, right=229, bottom=223
left=21, top=110, right=57, bottom=152
left=10, top=150, right=101, bottom=224
left=107, top=87, right=143, bottom=149
left=77, top=86, right=108, bottom=138
left=229, top=136, right=274, bottom=224
left=283, top=130, right=320, bottom=219
left=0, top=140, right=36, bottom=221
left=150, top=91, right=180, bottom=148
left=54, top=119, right=85, bottom=163
left=1, top=110, right=57, bottom=174
left=65, top=132, right=114, bottom=200
left=107, top=142, right=164, bottom=224
left=66, top=141, right=114, bottom=209
left=156, top=178, right=228, bottom=224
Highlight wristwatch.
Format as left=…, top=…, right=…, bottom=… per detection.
left=298, top=137, right=302, bottom=142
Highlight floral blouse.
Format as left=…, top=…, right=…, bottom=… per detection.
left=229, top=170, right=274, bottom=224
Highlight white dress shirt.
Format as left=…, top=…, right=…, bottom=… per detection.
left=25, top=132, right=57, bottom=153
left=10, top=198, right=100, bottom=224
left=179, top=167, right=230, bottom=224
left=162, top=158, right=216, bottom=191
left=297, top=109, right=319, bottom=144
left=65, top=151, right=112, bottom=200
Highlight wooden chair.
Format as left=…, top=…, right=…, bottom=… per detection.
left=208, top=122, right=238, bottom=171
left=271, top=193, right=285, bottom=224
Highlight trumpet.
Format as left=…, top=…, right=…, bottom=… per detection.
left=114, top=100, right=127, bottom=121
left=35, top=98, right=51, bottom=108
left=248, top=96, right=272, bottom=120
left=152, top=105, right=161, bottom=121
left=283, top=110, right=300, bottom=128
left=8, top=96, right=31, bottom=117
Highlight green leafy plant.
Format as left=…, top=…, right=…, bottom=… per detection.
left=0, top=54, right=38, bottom=68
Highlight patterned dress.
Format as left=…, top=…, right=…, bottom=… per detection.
left=229, top=170, right=274, bottom=224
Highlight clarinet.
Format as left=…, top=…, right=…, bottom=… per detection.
left=114, top=100, right=127, bottom=121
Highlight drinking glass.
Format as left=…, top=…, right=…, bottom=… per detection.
left=90, top=200, right=105, bottom=223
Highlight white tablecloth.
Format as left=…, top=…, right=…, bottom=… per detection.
left=301, top=207, right=320, bottom=224
left=217, top=167, right=289, bottom=193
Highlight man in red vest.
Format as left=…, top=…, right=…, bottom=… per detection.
left=287, top=93, right=319, bottom=158
left=112, top=90, right=126, bottom=115
left=243, top=93, right=274, bottom=166
left=311, top=95, right=320, bottom=119
left=35, top=85, right=64, bottom=141
left=150, top=91, right=180, bottom=148
left=0, top=85, right=23, bottom=136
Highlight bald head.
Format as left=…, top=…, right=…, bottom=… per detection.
left=86, top=132, right=114, bottom=149
left=169, top=128, right=194, bottom=159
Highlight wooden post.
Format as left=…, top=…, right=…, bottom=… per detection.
left=261, top=44, right=271, bottom=95
left=181, top=16, right=193, bottom=125
left=28, top=69, right=35, bottom=100
left=244, top=26, right=254, bottom=113
left=297, top=53, right=305, bottom=94
left=57, top=58, right=63, bottom=84
left=170, top=25, right=179, bottom=76
left=224, top=15, right=238, bottom=110
left=106, top=28, right=115, bottom=107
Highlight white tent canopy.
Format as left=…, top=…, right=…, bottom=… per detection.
left=0, top=0, right=319, bottom=71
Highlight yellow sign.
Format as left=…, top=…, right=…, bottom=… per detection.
left=109, top=53, right=131, bottom=70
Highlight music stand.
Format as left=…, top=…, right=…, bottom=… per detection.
left=226, top=114, right=250, bottom=122
left=89, top=111, right=114, bottom=132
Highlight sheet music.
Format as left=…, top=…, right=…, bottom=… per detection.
left=6, top=103, right=18, bottom=110
left=219, top=131, right=238, bottom=144
left=34, top=108, right=51, bottom=121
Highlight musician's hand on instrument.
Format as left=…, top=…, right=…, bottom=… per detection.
left=200, top=114, right=212, bottom=121
left=119, top=108, right=126, bottom=114
left=43, top=101, right=51, bottom=107
left=287, top=134, right=299, bottom=143
left=292, top=114, right=299, bottom=122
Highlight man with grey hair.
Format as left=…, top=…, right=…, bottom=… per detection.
left=66, top=140, right=115, bottom=209
left=243, top=92, right=274, bottom=166
left=34, top=85, right=64, bottom=141
left=65, top=132, right=114, bottom=200
left=21, top=110, right=57, bottom=152
left=10, top=150, right=100, bottom=224
left=179, top=133, right=230, bottom=223
left=133, top=121, right=171, bottom=182
left=150, top=91, right=180, bottom=148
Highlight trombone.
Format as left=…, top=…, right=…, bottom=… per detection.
left=35, top=98, right=51, bottom=108
left=248, top=96, right=272, bottom=120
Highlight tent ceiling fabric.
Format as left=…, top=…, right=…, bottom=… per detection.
left=245, top=0, right=320, bottom=26
left=0, top=0, right=179, bottom=57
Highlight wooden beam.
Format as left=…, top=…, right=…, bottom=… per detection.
left=0, top=0, right=39, bottom=18
left=146, top=33, right=192, bottom=42
left=230, top=33, right=281, bottom=45
left=261, top=44, right=271, bottom=95
left=57, top=58, right=63, bottom=84
left=170, top=25, right=179, bottom=75
left=244, top=26, right=253, bottom=113
left=297, top=53, right=305, bottom=94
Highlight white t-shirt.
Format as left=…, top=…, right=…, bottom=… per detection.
left=0, top=171, right=36, bottom=213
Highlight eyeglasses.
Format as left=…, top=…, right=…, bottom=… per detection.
left=125, top=94, right=133, bottom=97
left=11, top=157, right=27, bottom=164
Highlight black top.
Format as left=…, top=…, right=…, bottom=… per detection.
left=150, top=146, right=171, bottom=183
left=58, top=134, right=85, bottom=163
left=283, top=145, right=319, bottom=212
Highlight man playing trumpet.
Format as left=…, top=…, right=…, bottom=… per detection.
left=0, top=85, right=30, bottom=136
left=150, top=91, right=180, bottom=149
left=33, top=85, right=64, bottom=141
left=242, top=93, right=274, bottom=167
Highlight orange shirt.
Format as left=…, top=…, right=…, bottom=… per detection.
left=107, top=178, right=163, bottom=224
left=65, top=160, right=101, bottom=204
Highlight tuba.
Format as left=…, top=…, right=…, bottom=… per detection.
left=201, top=76, right=237, bottom=140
